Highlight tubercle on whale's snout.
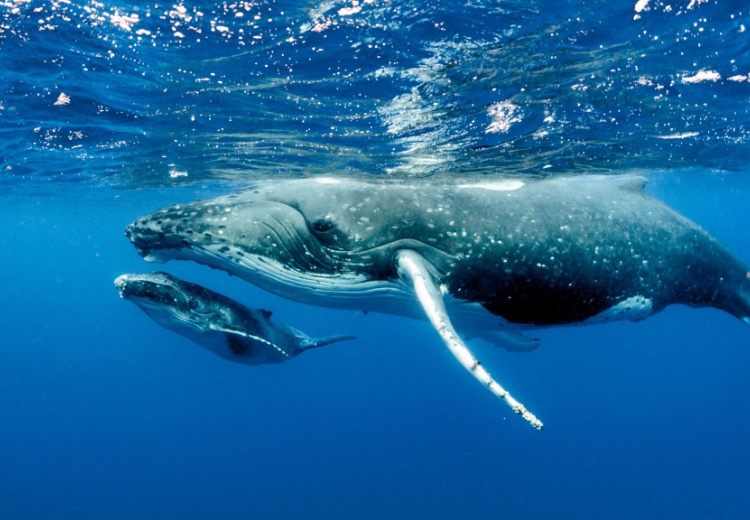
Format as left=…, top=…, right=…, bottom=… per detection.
left=124, top=221, right=150, bottom=254
left=124, top=216, right=190, bottom=262
left=114, top=274, right=128, bottom=298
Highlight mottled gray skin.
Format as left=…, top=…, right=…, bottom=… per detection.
left=125, top=177, right=750, bottom=329
left=115, top=272, right=354, bottom=365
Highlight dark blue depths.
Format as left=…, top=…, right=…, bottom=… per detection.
left=0, top=177, right=749, bottom=519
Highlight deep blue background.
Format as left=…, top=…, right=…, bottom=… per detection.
left=0, top=173, right=748, bottom=519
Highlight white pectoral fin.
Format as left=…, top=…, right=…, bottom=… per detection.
left=395, top=249, right=543, bottom=430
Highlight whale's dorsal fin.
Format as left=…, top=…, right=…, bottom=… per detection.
left=613, top=176, right=647, bottom=192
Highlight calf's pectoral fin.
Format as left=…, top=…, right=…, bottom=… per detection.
left=212, top=325, right=291, bottom=359
left=394, top=249, right=543, bottom=430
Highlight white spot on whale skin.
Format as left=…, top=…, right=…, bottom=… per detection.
left=585, top=295, right=653, bottom=324
left=457, top=180, right=525, bottom=192
left=315, top=177, right=342, bottom=185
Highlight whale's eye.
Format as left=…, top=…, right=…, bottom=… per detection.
left=309, top=217, right=345, bottom=248
left=312, top=218, right=333, bottom=233
left=188, top=298, right=199, bottom=310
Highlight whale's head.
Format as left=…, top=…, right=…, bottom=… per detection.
left=115, top=272, right=227, bottom=334
left=125, top=178, right=455, bottom=304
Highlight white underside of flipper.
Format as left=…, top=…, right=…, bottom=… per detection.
left=395, top=249, right=543, bottom=430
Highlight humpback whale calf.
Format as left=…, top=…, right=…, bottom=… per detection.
left=126, top=176, right=750, bottom=429
left=115, top=272, right=355, bottom=365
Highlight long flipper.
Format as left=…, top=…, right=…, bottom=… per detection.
left=395, top=249, right=543, bottom=430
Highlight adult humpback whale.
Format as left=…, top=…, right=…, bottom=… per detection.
left=126, top=176, right=750, bottom=429
left=115, top=272, right=354, bottom=365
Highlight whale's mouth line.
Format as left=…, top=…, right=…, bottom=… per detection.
left=115, top=274, right=220, bottom=335
left=114, top=273, right=192, bottom=310
left=166, top=241, right=427, bottom=315
left=253, top=211, right=408, bottom=277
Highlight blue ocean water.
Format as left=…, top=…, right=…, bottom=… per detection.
left=2, top=0, right=750, bottom=518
